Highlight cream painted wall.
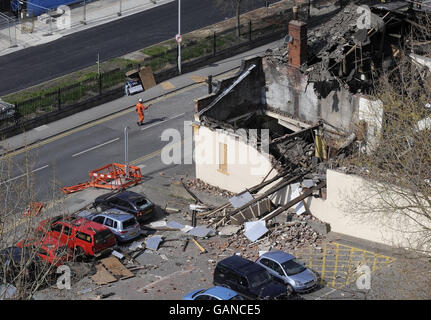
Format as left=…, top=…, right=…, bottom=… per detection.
left=306, top=169, right=431, bottom=251
left=194, top=126, right=277, bottom=193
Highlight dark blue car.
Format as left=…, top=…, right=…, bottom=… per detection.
left=213, top=255, right=289, bottom=300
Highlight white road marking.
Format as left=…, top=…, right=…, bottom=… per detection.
left=137, top=268, right=194, bottom=292
left=140, top=112, right=186, bottom=131
left=72, top=138, right=120, bottom=157
left=315, top=288, right=336, bottom=300
left=1, top=165, right=49, bottom=184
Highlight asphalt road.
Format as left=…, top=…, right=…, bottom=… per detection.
left=2, top=83, right=205, bottom=202
left=0, top=0, right=270, bottom=96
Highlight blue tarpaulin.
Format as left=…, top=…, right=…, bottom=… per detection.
left=11, top=0, right=84, bottom=16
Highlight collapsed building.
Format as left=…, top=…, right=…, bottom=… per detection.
left=192, top=1, right=431, bottom=248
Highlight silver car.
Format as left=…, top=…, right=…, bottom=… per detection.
left=79, top=208, right=141, bottom=242
left=256, top=250, right=318, bottom=294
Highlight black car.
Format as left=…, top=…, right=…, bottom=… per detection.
left=93, top=190, right=155, bottom=223
left=213, top=255, right=290, bottom=300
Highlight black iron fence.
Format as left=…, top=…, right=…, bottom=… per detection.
left=0, top=4, right=312, bottom=137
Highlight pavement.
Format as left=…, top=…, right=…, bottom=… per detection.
left=0, top=38, right=284, bottom=154
left=0, top=0, right=175, bottom=56
left=0, top=0, right=278, bottom=95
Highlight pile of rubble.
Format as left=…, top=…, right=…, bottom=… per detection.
left=271, top=137, right=315, bottom=173
left=209, top=212, right=327, bottom=260
left=265, top=3, right=363, bottom=81
left=184, top=178, right=235, bottom=198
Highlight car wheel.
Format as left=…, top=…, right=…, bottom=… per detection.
left=74, top=247, right=86, bottom=262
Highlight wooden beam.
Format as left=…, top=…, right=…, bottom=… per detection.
left=262, top=181, right=326, bottom=221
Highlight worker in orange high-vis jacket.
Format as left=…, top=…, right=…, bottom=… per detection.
left=136, top=98, right=150, bottom=126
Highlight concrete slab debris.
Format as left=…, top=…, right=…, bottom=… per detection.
left=290, top=183, right=301, bottom=200
left=244, top=221, right=268, bottom=242
left=187, top=226, right=216, bottom=238
left=295, top=201, right=306, bottom=215
left=146, top=235, right=164, bottom=250
left=149, top=221, right=167, bottom=228
left=301, top=179, right=315, bottom=188
left=166, top=221, right=185, bottom=230
left=307, top=219, right=331, bottom=234
left=181, top=225, right=194, bottom=233
left=229, top=191, right=254, bottom=208
left=218, top=225, right=242, bottom=237
left=128, top=240, right=144, bottom=251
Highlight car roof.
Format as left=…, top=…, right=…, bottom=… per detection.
left=218, top=255, right=264, bottom=275
left=203, top=286, right=239, bottom=299
left=114, top=190, right=145, bottom=201
left=261, top=250, right=295, bottom=263
left=71, top=218, right=108, bottom=234
left=99, top=209, right=135, bottom=222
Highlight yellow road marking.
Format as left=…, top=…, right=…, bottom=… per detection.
left=191, top=75, right=207, bottom=83
left=296, top=241, right=395, bottom=291
left=161, top=81, right=176, bottom=90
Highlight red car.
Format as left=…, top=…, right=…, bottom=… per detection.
left=16, top=236, right=72, bottom=267
left=36, top=215, right=116, bottom=260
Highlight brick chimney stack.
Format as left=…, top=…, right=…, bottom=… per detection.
left=288, top=20, right=307, bottom=68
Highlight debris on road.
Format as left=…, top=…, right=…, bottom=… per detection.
left=187, top=226, right=216, bottom=238
left=244, top=221, right=269, bottom=242
left=100, top=256, right=135, bottom=280
left=91, top=264, right=117, bottom=285
left=146, top=235, right=164, bottom=251
left=184, top=177, right=235, bottom=198
left=192, top=238, right=207, bottom=254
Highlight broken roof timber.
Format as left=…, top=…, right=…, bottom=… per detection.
left=197, top=64, right=256, bottom=117
left=270, top=122, right=322, bottom=145
left=211, top=172, right=309, bottom=227
left=261, top=181, right=326, bottom=222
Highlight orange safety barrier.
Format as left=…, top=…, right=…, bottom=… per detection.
left=24, top=202, right=43, bottom=217
left=61, top=163, right=142, bottom=194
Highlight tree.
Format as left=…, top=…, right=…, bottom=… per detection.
left=345, top=45, right=431, bottom=255
left=215, top=0, right=248, bottom=37
left=0, top=145, right=73, bottom=299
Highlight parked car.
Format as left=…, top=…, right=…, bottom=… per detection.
left=256, top=250, right=318, bottom=293
left=78, top=208, right=141, bottom=242
left=0, top=246, right=41, bottom=287
left=36, top=215, right=116, bottom=260
left=93, top=190, right=155, bottom=223
left=183, top=286, right=245, bottom=300
left=213, top=255, right=290, bottom=300
left=0, top=99, right=16, bottom=121
left=16, top=236, right=73, bottom=267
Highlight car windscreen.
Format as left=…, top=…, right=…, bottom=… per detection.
left=281, top=258, right=306, bottom=276
left=122, top=218, right=136, bottom=229
left=135, top=199, right=150, bottom=209
left=247, top=270, right=272, bottom=288
left=94, top=229, right=114, bottom=244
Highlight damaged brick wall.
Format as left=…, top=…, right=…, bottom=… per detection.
left=263, top=56, right=360, bottom=134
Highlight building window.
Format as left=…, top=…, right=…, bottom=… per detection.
left=218, top=142, right=228, bottom=175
